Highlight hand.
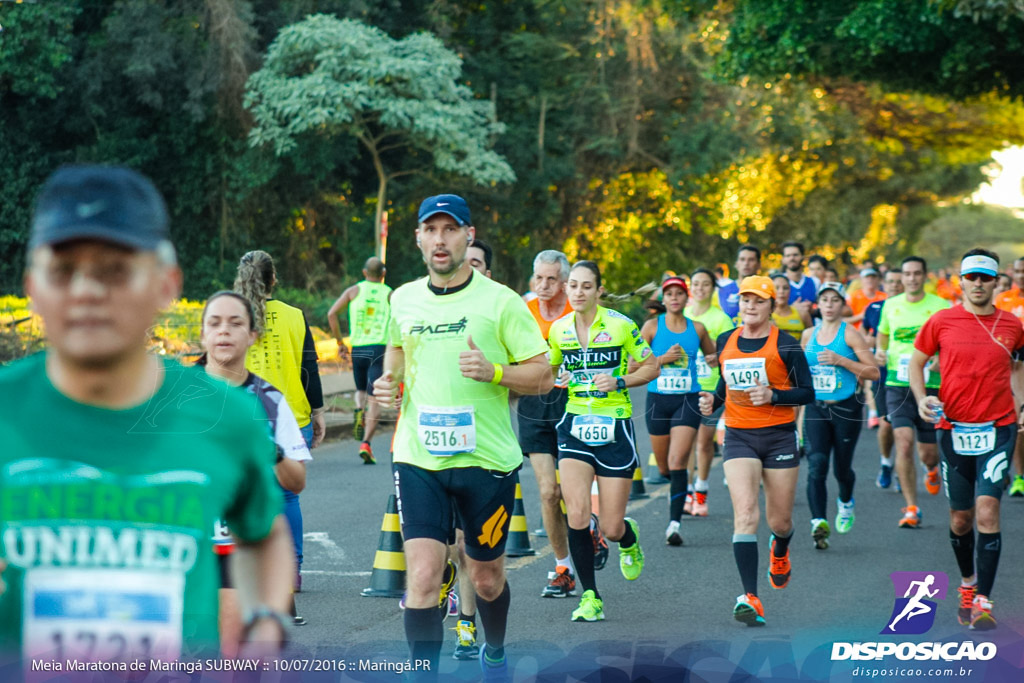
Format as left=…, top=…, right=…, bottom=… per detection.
left=311, top=411, right=326, bottom=448
left=661, top=344, right=683, bottom=365
left=591, top=372, right=619, bottom=392
left=698, top=391, right=714, bottom=416
left=793, top=299, right=812, bottom=315
left=745, top=378, right=773, bottom=406
left=703, top=352, right=719, bottom=368
left=373, top=371, right=400, bottom=408
left=874, top=349, right=888, bottom=366
left=817, top=349, right=843, bottom=367
left=459, top=336, right=494, bottom=383
left=557, top=370, right=571, bottom=386
left=918, top=395, right=943, bottom=424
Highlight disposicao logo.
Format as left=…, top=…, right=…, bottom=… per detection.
left=882, top=571, right=948, bottom=635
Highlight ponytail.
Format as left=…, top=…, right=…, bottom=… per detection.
left=570, top=260, right=657, bottom=303
left=234, top=250, right=275, bottom=335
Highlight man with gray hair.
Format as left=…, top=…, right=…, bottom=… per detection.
left=519, top=250, right=587, bottom=598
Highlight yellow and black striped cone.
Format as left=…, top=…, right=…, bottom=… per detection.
left=505, top=474, right=536, bottom=557
left=629, top=466, right=649, bottom=500
left=361, top=494, right=406, bottom=598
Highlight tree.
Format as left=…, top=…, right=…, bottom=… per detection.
left=245, top=15, right=515, bottom=257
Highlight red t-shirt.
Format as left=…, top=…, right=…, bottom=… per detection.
left=915, top=306, right=1024, bottom=428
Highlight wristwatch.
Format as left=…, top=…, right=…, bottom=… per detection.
left=241, top=605, right=290, bottom=648
left=616, top=377, right=626, bottom=391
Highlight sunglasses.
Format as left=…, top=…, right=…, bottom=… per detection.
left=962, top=272, right=995, bottom=283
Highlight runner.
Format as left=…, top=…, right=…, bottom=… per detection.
left=0, top=165, right=292, bottom=666
left=770, top=273, right=811, bottom=340
left=718, top=245, right=761, bottom=320
left=780, top=241, right=818, bottom=306
left=517, top=250, right=583, bottom=600
left=911, top=249, right=1024, bottom=631
left=807, top=255, right=827, bottom=288
left=685, top=268, right=735, bottom=517
left=847, top=267, right=886, bottom=328
left=994, top=256, right=1024, bottom=497
left=640, top=276, right=715, bottom=545
left=801, top=282, right=879, bottom=549
left=698, top=276, right=814, bottom=626
left=468, top=239, right=493, bottom=279
left=235, top=250, right=326, bottom=593
left=548, top=261, right=658, bottom=622
left=326, top=256, right=392, bottom=464
left=994, top=273, right=1012, bottom=297
left=374, top=193, right=552, bottom=679
left=863, top=270, right=904, bottom=488
left=876, top=256, right=949, bottom=528
left=198, top=291, right=312, bottom=646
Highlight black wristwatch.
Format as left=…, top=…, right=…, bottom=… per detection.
left=616, top=377, right=626, bottom=391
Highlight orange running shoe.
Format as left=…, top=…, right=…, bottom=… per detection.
left=767, top=536, right=791, bottom=589
left=957, top=584, right=976, bottom=626
left=924, top=466, right=940, bottom=495
left=733, top=593, right=765, bottom=626
left=898, top=506, right=921, bottom=528
left=970, top=594, right=996, bottom=631
left=691, top=491, right=708, bottom=517
left=359, top=441, right=376, bottom=465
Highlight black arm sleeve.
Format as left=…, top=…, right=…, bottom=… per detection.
left=772, top=331, right=815, bottom=406
left=300, top=318, right=324, bottom=410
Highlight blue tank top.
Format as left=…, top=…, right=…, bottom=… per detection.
left=648, top=315, right=700, bottom=395
left=805, top=322, right=858, bottom=401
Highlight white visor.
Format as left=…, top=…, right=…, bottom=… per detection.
left=960, top=255, right=998, bottom=277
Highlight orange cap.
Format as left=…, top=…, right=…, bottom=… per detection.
left=738, top=275, right=775, bottom=300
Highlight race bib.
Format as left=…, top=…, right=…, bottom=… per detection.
left=896, top=355, right=930, bottom=384
left=23, top=568, right=183, bottom=662
left=695, top=352, right=712, bottom=379
left=951, top=421, right=996, bottom=456
left=418, top=406, right=476, bottom=456
left=570, top=414, right=616, bottom=446
left=722, top=358, right=768, bottom=390
left=212, top=518, right=232, bottom=548
left=656, top=368, right=692, bottom=394
left=811, top=366, right=837, bottom=393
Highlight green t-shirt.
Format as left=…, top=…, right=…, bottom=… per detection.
left=548, top=306, right=653, bottom=418
left=878, top=292, right=950, bottom=388
left=687, top=305, right=735, bottom=392
left=348, top=280, right=393, bottom=347
left=389, top=274, right=548, bottom=472
left=0, top=354, right=280, bottom=663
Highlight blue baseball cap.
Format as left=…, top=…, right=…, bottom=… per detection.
left=960, top=254, right=999, bottom=277
left=30, top=165, right=170, bottom=251
left=418, top=194, right=471, bottom=226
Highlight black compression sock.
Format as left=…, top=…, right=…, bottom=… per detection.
left=568, top=525, right=599, bottom=598
left=976, top=532, right=1001, bottom=597
left=670, top=469, right=689, bottom=521
left=618, top=519, right=637, bottom=548
left=404, top=606, right=442, bottom=677
left=733, top=535, right=758, bottom=596
left=949, top=528, right=975, bottom=579
left=475, top=581, right=511, bottom=651
left=771, top=529, right=793, bottom=557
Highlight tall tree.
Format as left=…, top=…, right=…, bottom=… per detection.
left=245, top=14, right=515, bottom=257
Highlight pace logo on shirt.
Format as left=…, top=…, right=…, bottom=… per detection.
left=893, top=326, right=922, bottom=344
left=408, top=317, right=468, bottom=337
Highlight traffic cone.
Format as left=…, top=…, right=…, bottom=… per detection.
left=629, top=466, right=649, bottom=500
left=590, top=478, right=600, bottom=517
left=648, top=451, right=657, bottom=467
left=361, top=494, right=406, bottom=598
left=558, top=468, right=567, bottom=517
left=505, top=474, right=536, bottom=557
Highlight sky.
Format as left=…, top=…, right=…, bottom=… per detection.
left=973, top=145, right=1024, bottom=213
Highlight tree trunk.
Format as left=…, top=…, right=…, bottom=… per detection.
left=538, top=92, right=547, bottom=174
left=368, top=143, right=386, bottom=259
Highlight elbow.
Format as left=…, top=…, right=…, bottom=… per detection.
left=536, top=370, right=555, bottom=395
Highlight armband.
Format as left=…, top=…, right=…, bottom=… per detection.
left=490, top=363, right=504, bottom=385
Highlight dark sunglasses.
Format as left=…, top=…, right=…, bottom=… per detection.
left=962, top=272, right=995, bottom=283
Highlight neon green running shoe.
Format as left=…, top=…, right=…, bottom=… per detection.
left=835, top=498, right=855, bottom=535
left=1009, top=476, right=1024, bottom=498
left=571, top=590, right=605, bottom=622
left=619, top=517, right=644, bottom=581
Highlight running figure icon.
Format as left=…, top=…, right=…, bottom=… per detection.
left=881, top=571, right=949, bottom=635
left=888, top=575, right=939, bottom=631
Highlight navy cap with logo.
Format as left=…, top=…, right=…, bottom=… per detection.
left=418, top=194, right=471, bottom=227
left=29, top=165, right=170, bottom=251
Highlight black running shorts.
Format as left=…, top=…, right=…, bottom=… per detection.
left=886, top=385, right=937, bottom=444
left=517, top=387, right=568, bottom=457
left=723, top=424, right=800, bottom=469
left=393, top=463, right=517, bottom=562
left=939, top=423, right=1017, bottom=511
left=645, top=391, right=701, bottom=436
left=556, top=413, right=639, bottom=479
left=351, top=344, right=386, bottom=394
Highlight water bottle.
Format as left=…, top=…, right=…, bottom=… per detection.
left=931, top=403, right=944, bottom=424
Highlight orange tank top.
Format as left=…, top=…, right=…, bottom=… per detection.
left=720, top=325, right=795, bottom=429
left=528, top=297, right=573, bottom=340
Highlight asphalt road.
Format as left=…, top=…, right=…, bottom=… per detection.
left=284, top=388, right=1024, bottom=682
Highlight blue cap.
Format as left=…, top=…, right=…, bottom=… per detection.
left=960, top=254, right=999, bottom=277
left=30, top=165, right=170, bottom=251
left=418, top=194, right=471, bottom=226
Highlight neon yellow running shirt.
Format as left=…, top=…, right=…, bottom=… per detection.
left=548, top=306, right=652, bottom=418
left=389, top=274, right=548, bottom=472
left=878, top=292, right=950, bottom=389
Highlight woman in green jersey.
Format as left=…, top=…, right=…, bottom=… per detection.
left=549, top=261, right=659, bottom=623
